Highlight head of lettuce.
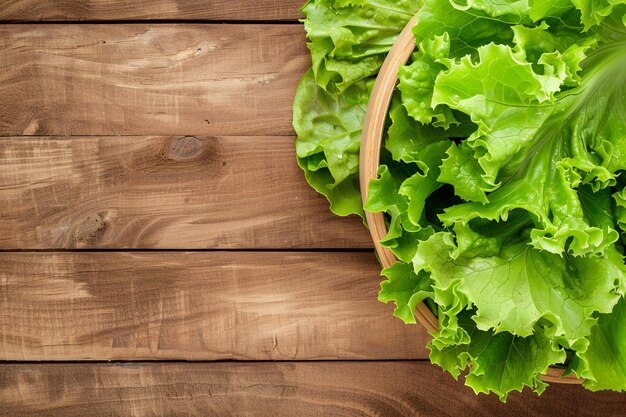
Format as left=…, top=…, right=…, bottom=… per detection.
left=294, top=0, right=626, bottom=400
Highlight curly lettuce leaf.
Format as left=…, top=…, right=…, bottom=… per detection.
left=293, top=70, right=372, bottom=216
left=412, top=0, right=516, bottom=54
left=397, top=0, right=517, bottom=123
left=398, top=33, right=458, bottom=127
left=415, top=230, right=625, bottom=342
left=573, top=297, right=626, bottom=391
left=528, top=0, right=577, bottom=21
left=429, top=311, right=566, bottom=401
left=572, top=0, right=626, bottom=29
left=379, top=261, right=434, bottom=323
left=302, top=0, right=421, bottom=93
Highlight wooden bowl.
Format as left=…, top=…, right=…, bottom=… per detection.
left=359, top=15, right=583, bottom=385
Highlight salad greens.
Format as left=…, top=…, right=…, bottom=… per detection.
left=294, top=0, right=626, bottom=399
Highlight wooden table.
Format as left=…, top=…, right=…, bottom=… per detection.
left=0, top=1, right=624, bottom=415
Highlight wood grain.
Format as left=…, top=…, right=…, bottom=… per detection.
left=0, top=24, right=307, bottom=136
left=1, top=361, right=624, bottom=417
left=0, top=136, right=370, bottom=249
left=0, top=0, right=303, bottom=21
left=0, top=251, right=428, bottom=360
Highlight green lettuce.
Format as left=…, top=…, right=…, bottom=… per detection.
left=302, top=0, right=423, bottom=94
left=294, top=0, right=422, bottom=216
left=294, top=0, right=626, bottom=400
left=293, top=70, right=371, bottom=216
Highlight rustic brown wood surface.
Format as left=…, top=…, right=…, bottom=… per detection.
left=0, top=251, right=427, bottom=360
left=0, top=0, right=304, bottom=21
left=2, top=362, right=625, bottom=417
left=0, top=24, right=307, bottom=136
left=1, top=7, right=624, bottom=416
left=0, top=136, right=370, bottom=249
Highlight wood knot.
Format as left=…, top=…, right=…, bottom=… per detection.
left=73, top=212, right=108, bottom=247
left=168, top=136, right=205, bottom=160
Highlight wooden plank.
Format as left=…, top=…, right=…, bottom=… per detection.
left=0, top=251, right=428, bottom=360
left=0, top=0, right=304, bottom=21
left=0, top=24, right=307, bottom=136
left=1, top=362, right=623, bottom=417
left=0, top=136, right=370, bottom=249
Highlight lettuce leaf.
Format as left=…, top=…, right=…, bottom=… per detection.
left=293, top=70, right=371, bottom=216
left=429, top=310, right=566, bottom=401
left=416, top=231, right=625, bottom=341
left=574, top=297, right=626, bottom=391
left=294, top=0, right=421, bottom=216
left=302, top=0, right=422, bottom=93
